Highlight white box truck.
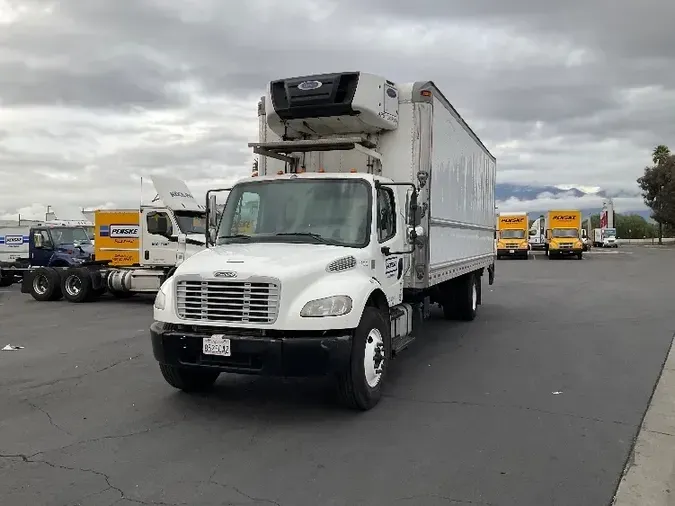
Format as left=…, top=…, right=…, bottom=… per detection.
left=150, top=72, right=497, bottom=410
left=593, top=227, right=617, bottom=248
left=0, top=226, right=30, bottom=286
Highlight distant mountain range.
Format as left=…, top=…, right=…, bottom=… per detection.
left=495, top=183, right=652, bottom=220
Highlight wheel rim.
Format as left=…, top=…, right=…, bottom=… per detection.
left=364, top=328, right=385, bottom=388
left=471, top=281, right=477, bottom=311
left=64, top=275, right=81, bottom=297
left=32, top=274, right=49, bottom=295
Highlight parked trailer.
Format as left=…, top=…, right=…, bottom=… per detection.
left=21, top=176, right=208, bottom=302
left=150, top=71, right=497, bottom=410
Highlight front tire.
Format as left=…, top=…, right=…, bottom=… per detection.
left=337, top=306, right=390, bottom=411
left=159, top=364, right=220, bottom=392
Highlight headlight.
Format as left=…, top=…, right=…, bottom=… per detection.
left=300, top=295, right=352, bottom=317
left=154, top=285, right=167, bottom=310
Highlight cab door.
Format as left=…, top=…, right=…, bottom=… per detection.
left=376, top=185, right=405, bottom=307
left=141, top=208, right=178, bottom=266
left=30, top=229, right=55, bottom=266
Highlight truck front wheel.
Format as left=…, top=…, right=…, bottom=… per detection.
left=337, top=306, right=390, bottom=411
left=159, top=364, right=220, bottom=392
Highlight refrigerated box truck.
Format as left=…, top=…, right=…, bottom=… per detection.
left=496, top=212, right=529, bottom=259
left=150, top=71, right=497, bottom=410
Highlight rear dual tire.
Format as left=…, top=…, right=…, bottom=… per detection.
left=442, top=272, right=479, bottom=322
left=29, top=267, right=63, bottom=301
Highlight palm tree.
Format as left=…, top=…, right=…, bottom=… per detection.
left=652, top=145, right=670, bottom=165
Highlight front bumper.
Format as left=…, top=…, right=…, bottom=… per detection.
left=497, top=248, right=528, bottom=257
left=150, top=322, right=353, bottom=377
left=549, top=247, right=583, bottom=255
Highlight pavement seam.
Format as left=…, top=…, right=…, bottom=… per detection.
left=608, top=332, right=675, bottom=505
left=382, top=394, right=638, bottom=428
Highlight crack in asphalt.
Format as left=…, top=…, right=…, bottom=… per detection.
left=382, top=394, right=637, bottom=428
left=207, top=479, right=283, bottom=506
left=27, top=401, right=73, bottom=436
left=0, top=453, right=186, bottom=506
left=18, top=353, right=144, bottom=391
left=395, top=494, right=496, bottom=505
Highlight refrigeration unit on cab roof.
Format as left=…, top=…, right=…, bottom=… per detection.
left=266, top=72, right=399, bottom=139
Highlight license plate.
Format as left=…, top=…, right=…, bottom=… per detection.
left=202, top=335, right=231, bottom=356
left=509, top=249, right=515, bottom=253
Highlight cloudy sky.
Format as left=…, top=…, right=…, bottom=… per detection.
left=1, top=0, right=673, bottom=219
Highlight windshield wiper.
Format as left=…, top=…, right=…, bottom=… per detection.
left=274, top=232, right=332, bottom=244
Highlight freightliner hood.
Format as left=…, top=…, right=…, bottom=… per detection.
left=173, top=242, right=361, bottom=280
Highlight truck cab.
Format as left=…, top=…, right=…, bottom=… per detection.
left=496, top=212, right=529, bottom=259
left=593, top=227, right=617, bottom=248
left=29, top=225, right=94, bottom=267
left=545, top=210, right=584, bottom=259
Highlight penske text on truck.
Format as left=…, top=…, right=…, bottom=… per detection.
left=150, top=71, right=497, bottom=410
left=545, top=210, right=584, bottom=259
left=496, top=212, right=529, bottom=259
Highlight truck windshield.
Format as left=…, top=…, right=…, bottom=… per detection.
left=175, top=211, right=206, bottom=235
left=501, top=230, right=525, bottom=239
left=552, top=228, right=578, bottom=238
left=50, top=227, right=91, bottom=246
left=217, top=179, right=371, bottom=248
left=604, top=228, right=616, bottom=236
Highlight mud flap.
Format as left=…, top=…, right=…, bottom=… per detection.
left=488, top=263, right=495, bottom=285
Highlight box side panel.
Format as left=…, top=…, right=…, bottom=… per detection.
left=95, top=210, right=140, bottom=266
left=427, top=94, right=496, bottom=280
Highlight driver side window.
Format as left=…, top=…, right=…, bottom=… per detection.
left=34, top=230, right=53, bottom=248
left=147, top=211, right=172, bottom=236
left=377, top=187, right=396, bottom=243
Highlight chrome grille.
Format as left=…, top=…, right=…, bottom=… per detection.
left=176, top=279, right=280, bottom=324
left=559, top=243, right=574, bottom=248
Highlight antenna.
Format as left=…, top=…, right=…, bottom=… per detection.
left=140, top=176, right=143, bottom=207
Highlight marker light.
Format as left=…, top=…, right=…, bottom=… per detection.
left=350, top=168, right=357, bottom=173
left=277, top=170, right=284, bottom=175
left=318, top=168, right=325, bottom=173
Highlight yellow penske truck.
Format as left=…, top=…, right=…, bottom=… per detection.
left=545, top=209, right=584, bottom=259
left=496, top=212, right=529, bottom=259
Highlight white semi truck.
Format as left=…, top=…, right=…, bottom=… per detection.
left=150, top=71, right=497, bottom=410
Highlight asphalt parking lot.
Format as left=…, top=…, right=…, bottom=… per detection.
left=1, top=246, right=674, bottom=506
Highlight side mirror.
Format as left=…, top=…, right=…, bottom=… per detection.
left=545, top=229, right=551, bottom=239
left=208, top=194, right=218, bottom=228
left=209, top=228, right=216, bottom=244
left=34, top=233, right=43, bottom=248
left=407, top=189, right=419, bottom=227
left=177, top=233, right=186, bottom=245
